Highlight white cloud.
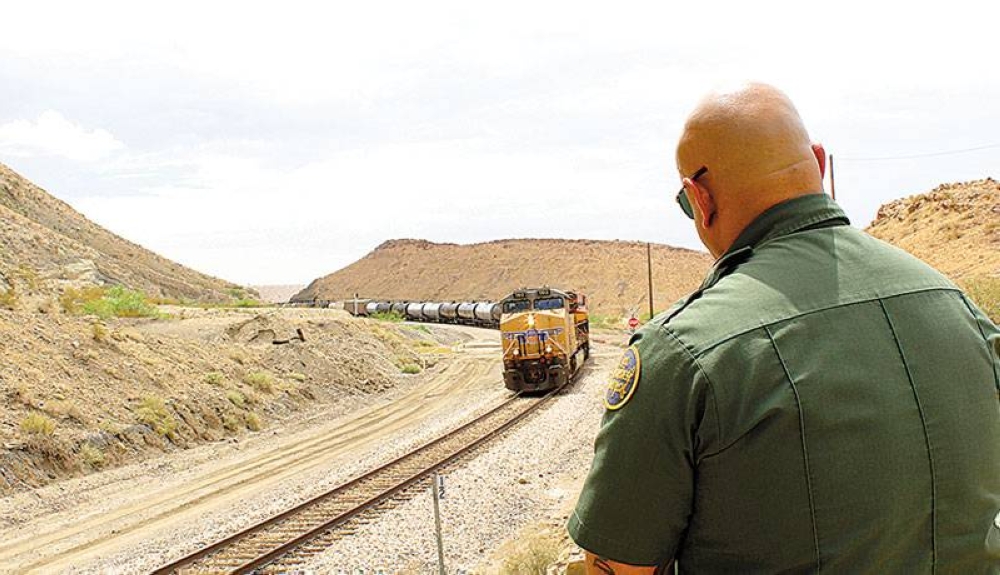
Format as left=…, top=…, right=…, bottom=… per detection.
left=0, top=111, right=125, bottom=162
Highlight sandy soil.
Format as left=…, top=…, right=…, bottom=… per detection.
left=0, top=324, right=505, bottom=574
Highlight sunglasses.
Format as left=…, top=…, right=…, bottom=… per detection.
left=676, top=166, right=708, bottom=219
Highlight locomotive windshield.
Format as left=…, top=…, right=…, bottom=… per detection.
left=504, top=299, right=531, bottom=313
left=533, top=297, right=564, bottom=310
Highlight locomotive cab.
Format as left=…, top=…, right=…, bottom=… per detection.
left=499, top=287, right=590, bottom=392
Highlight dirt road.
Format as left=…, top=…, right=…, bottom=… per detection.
left=0, top=325, right=506, bottom=574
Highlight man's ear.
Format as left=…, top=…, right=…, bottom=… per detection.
left=811, top=142, right=826, bottom=179
left=684, top=177, right=716, bottom=228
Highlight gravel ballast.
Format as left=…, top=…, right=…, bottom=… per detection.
left=304, top=347, right=617, bottom=573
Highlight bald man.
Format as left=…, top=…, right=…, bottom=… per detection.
left=568, top=83, right=1000, bottom=573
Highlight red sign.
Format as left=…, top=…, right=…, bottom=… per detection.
left=627, top=317, right=639, bottom=329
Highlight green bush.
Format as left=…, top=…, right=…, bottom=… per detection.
left=63, top=286, right=160, bottom=319
left=135, top=396, right=177, bottom=436
left=20, top=412, right=56, bottom=435
left=401, top=364, right=422, bottom=374
left=371, top=310, right=405, bottom=323
left=244, top=371, right=274, bottom=393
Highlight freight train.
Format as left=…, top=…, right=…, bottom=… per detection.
left=343, top=287, right=590, bottom=392
left=344, top=298, right=503, bottom=327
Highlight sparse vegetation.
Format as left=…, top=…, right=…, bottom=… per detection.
left=13, top=383, right=35, bottom=407
left=245, top=411, right=262, bottom=431
left=401, top=363, right=422, bottom=374
left=91, top=321, right=108, bottom=342
left=287, top=372, right=307, bottom=382
left=223, top=412, right=241, bottom=432
left=501, top=531, right=561, bottom=575
left=47, top=400, right=85, bottom=423
left=226, top=390, right=246, bottom=408
left=244, top=371, right=274, bottom=393
left=80, top=442, right=105, bottom=468
left=371, top=310, right=405, bottom=322
left=62, top=285, right=161, bottom=319
left=204, top=371, right=225, bottom=386
left=963, top=276, right=1000, bottom=323
left=98, top=419, right=123, bottom=435
left=14, top=264, right=39, bottom=290
left=20, top=412, right=56, bottom=435
left=135, top=395, right=177, bottom=437
left=0, top=287, right=18, bottom=310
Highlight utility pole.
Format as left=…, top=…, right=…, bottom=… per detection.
left=646, top=242, right=654, bottom=321
left=829, top=154, right=836, bottom=200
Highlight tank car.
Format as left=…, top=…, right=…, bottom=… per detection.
left=422, top=302, right=442, bottom=322
left=456, top=302, right=477, bottom=324
left=440, top=302, right=460, bottom=323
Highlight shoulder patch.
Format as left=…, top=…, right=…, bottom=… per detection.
left=604, top=345, right=641, bottom=410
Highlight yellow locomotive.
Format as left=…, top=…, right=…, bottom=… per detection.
left=500, top=287, right=589, bottom=392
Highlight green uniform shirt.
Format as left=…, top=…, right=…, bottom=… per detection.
left=569, top=193, right=1000, bottom=573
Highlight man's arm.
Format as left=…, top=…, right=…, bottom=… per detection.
left=584, top=551, right=672, bottom=575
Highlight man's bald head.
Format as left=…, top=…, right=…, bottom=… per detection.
left=675, top=83, right=826, bottom=256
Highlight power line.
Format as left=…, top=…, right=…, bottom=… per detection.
left=838, top=143, right=1000, bottom=162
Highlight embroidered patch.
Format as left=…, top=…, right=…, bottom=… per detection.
left=604, top=345, right=641, bottom=410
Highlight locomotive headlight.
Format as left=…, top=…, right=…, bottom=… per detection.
left=545, top=344, right=552, bottom=354
left=513, top=349, right=520, bottom=356
left=527, top=314, right=535, bottom=329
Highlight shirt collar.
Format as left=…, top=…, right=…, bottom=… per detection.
left=698, top=193, right=850, bottom=291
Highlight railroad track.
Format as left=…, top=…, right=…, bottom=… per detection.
left=152, top=386, right=564, bottom=574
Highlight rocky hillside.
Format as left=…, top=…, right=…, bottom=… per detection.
left=867, top=178, right=1000, bottom=279
left=293, top=238, right=714, bottom=318
left=0, top=162, right=249, bottom=303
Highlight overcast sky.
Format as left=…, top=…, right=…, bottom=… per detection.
left=1, top=1, right=997, bottom=286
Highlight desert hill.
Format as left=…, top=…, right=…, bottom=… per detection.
left=0, top=162, right=248, bottom=303
left=867, top=178, right=1000, bottom=279
left=293, top=238, right=714, bottom=318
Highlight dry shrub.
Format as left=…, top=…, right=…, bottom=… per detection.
left=135, top=396, right=177, bottom=437
left=0, top=287, right=18, bottom=310
left=47, top=400, right=85, bottom=423
left=92, top=321, right=108, bottom=342
left=80, top=442, right=105, bottom=468
left=20, top=412, right=56, bottom=435
left=501, top=532, right=561, bottom=575
left=245, top=411, right=262, bottom=431
left=226, top=390, right=246, bottom=408
left=244, top=371, right=274, bottom=393
left=204, top=371, right=225, bottom=386
left=60, top=286, right=105, bottom=314
left=963, top=276, right=1000, bottom=323
left=223, top=412, right=241, bottom=432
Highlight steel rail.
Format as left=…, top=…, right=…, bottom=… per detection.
left=151, top=387, right=560, bottom=575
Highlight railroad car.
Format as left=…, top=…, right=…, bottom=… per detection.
left=421, top=302, right=442, bottom=322
left=344, top=298, right=502, bottom=328
left=499, top=287, right=589, bottom=392
left=405, top=302, right=424, bottom=321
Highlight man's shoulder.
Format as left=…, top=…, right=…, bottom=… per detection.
left=664, top=224, right=959, bottom=356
